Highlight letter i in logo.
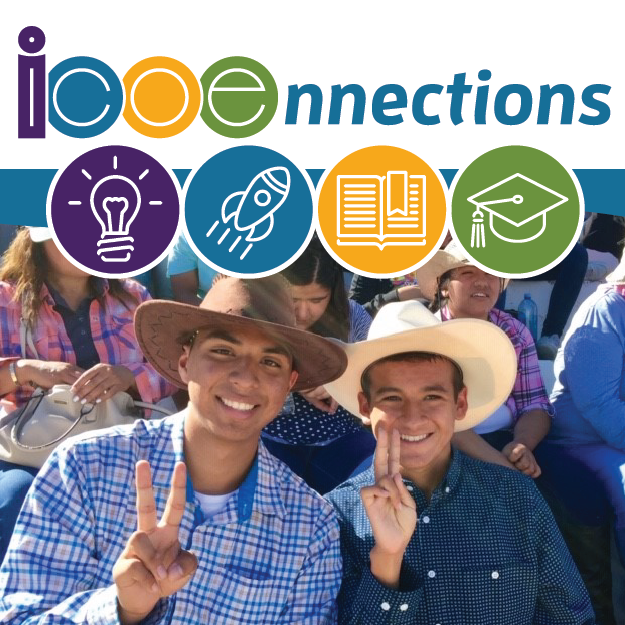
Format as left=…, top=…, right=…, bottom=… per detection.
left=18, top=26, right=46, bottom=138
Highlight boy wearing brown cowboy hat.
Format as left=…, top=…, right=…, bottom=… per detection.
left=324, top=300, right=595, bottom=624
left=0, top=275, right=346, bottom=624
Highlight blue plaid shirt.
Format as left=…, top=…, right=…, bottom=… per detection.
left=325, top=450, right=595, bottom=624
left=0, top=412, right=342, bottom=624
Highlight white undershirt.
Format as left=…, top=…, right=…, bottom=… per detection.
left=473, top=403, right=514, bottom=434
left=194, top=490, right=236, bottom=519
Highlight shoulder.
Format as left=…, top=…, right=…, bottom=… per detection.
left=117, top=278, right=151, bottom=302
left=490, top=309, right=533, bottom=347
left=348, top=299, right=372, bottom=341
left=325, top=468, right=373, bottom=524
left=0, top=281, right=19, bottom=309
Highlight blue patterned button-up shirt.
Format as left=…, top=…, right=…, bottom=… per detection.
left=325, top=450, right=594, bottom=624
left=0, top=412, right=342, bottom=624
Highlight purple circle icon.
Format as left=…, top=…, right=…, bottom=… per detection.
left=48, top=146, right=180, bottom=277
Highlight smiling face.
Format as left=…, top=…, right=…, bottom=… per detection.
left=290, top=283, right=332, bottom=331
left=179, top=325, right=298, bottom=448
left=442, top=265, right=501, bottom=320
left=358, top=356, right=467, bottom=488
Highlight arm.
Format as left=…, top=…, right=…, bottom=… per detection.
left=451, top=429, right=515, bottom=469
left=532, top=485, right=596, bottom=624
left=277, top=507, right=342, bottom=624
left=563, top=322, right=625, bottom=449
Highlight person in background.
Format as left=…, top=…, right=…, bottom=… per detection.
left=535, top=249, right=625, bottom=625
left=0, top=227, right=177, bottom=563
left=167, top=230, right=217, bottom=305
left=262, top=239, right=375, bottom=493
left=324, top=300, right=594, bottom=624
left=415, top=243, right=553, bottom=477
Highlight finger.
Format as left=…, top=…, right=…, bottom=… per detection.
left=514, top=454, right=531, bottom=471
left=304, top=395, right=335, bottom=413
left=167, top=549, right=198, bottom=582
left=378, top=475, right=401, bottom=510
left=71, top=365, right=104, bottom=392
left=373, top=426, right=389, bottom=481
left=59, top=370, right=83, bottom=386
left=507, top=444, right=526, bottom=463
left=136, top=461, right=158, bottom=533
left=161, top=462, right=187, bottom=531
left=360, top=485, right=391, bottom=507
left=74, top=376, right=111, bottom=403
left=394, top=473, right=417, bottom=510
left=389, top=428, right=401, bottom=477
left=115, top=557, right=159, bottom=594
left=126, top=531, right=168, bottom=583
left=328, top=397, right=338, bottom=413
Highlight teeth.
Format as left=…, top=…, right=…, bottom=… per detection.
left=400, top=433, right=429, bottom=442
left=221, top=398, right=255, bottom=411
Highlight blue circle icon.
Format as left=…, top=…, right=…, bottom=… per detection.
left=183, top=146, right=315, bottom=277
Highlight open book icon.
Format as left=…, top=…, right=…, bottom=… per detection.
left=336, top=171, right=426, bottom=249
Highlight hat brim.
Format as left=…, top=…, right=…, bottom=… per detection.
left=135, top=300, right=347, bottom=392
left=29, top=227, right=52, bottom=243
left=324, top=318, right=517, bottom=432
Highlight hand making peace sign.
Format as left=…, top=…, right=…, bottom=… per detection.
left=361, top=426, right=417, bottom=558
left=113, top=461, right=198, bottom=625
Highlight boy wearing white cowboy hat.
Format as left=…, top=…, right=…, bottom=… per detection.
left=324, top=300, right=594, bottom=624
left=0, top=275, right=346, bottom=624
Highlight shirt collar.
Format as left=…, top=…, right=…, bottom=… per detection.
left=157, top=410, right=286, bottom=523
left=42, top=278, right=108, bottom=309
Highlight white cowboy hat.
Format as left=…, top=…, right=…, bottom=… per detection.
left=415, top=242, right=509, bottom=302
left=28, top=226, right=53, bottom=242
left=324, top=300, right=517, bottom=432
left=606, top=248, right=625, bottom=285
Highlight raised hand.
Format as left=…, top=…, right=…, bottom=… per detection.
left=113, top=461, right=198, bottom=625
left=299, top=386, right=338, bottom=413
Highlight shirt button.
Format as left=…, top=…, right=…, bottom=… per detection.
left=428, top=570, right=436, bottom=578
left=422, top=515, right=430, bottom=524
left=380, top=602, right=390, bottom=611
left=445, top=487, right=450, bottom=493
left=491, top=571, right=500, bottom=579
left=399, top=603, right=409, bottom=611
left=81, top=329, right=86, bottom=336
left=406, top=484, right=414, bottom=492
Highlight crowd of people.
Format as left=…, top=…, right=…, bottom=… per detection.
left=0, top=222, right=622, bottom=624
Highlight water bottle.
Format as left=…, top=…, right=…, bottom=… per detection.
left=517, top=293, right=538, bottom=342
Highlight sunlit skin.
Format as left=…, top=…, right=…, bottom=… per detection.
left=179, top=325, right=298, bottom=467
left=290, top=283, right=332, bottom=331
left=358, top=358, right=468, bottom=493
left=442, top=266, right=501, bottom=321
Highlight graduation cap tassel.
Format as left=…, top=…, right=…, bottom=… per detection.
left=471, top=207, right=486, bottom=248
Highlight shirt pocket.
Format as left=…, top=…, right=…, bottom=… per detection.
left=207, top=565, right=290, bottom=624
left=439, top=562, right=537, bottom=624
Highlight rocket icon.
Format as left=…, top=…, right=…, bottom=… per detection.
left=222, top=167, right=291, bottom=240
left=206, top=166, right=291, bottom=260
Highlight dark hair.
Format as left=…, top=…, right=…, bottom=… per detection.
left=280, top=239, right=349, bottom=342
left=361, top=351, right=465, bottom=401
left=0, top=228, right=138, bottom=328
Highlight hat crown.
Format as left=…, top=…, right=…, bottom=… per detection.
left=199, top=275, right=296, bottom=328
left=368, top=300, right=440, bottom=341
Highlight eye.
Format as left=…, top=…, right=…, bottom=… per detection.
left=261, top=357, right=283, bottom=368
left=424, top=394, right=443, bottom=401
left=380, top=394, right=402, bottom=402
left=310, top=298, right=326, bottom=304
left=210, top=346, right=234, bottom=357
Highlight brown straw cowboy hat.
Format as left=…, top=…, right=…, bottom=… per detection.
left=134, top=275, right=347, bottom=392
left=415, top=242, right=510, bottom=302
left=324, top=300, right=517, bottom=431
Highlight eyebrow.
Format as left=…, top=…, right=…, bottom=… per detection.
left=202, top=329, right=292, bottom=360
left=374, top=384, right=450, bottom=395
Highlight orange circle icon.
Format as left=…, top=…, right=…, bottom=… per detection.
left=316, top=146, right=448, bottom=277
left=123, top=57, right=202, bottom=138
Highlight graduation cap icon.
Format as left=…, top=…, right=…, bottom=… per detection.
left=467, top=173, right=568, bottom=248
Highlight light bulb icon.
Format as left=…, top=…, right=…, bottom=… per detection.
left=90, top=175, right=141, bottom=262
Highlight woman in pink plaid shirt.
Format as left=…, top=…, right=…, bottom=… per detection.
left=0, top=227, right=177, bottom=562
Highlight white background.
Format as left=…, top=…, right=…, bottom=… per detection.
left=1, top=0, right=623, bottom=173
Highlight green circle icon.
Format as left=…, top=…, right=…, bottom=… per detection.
left=450, top=145, right=584, bottom=278
left=200, top=56, right=278, bottom=138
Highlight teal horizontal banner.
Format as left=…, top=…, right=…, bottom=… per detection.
left=0, top=168, right=623, bottom=227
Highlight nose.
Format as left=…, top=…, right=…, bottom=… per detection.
left=473, top=269, right=491, bottom=287
left=229, top=355, right=260, bottom=391
left=293, top=301, right=311, bottom=327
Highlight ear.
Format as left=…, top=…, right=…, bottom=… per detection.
left=178, top=346, right=190, bottom=385
left=454, top=386, right=468, bottom=422
left=357, top=391, right=372, bottom=427
left=288, top=370, right=299, bottom=391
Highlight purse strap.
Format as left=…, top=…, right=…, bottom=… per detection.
left=20, top=317, right=38, bottom=359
